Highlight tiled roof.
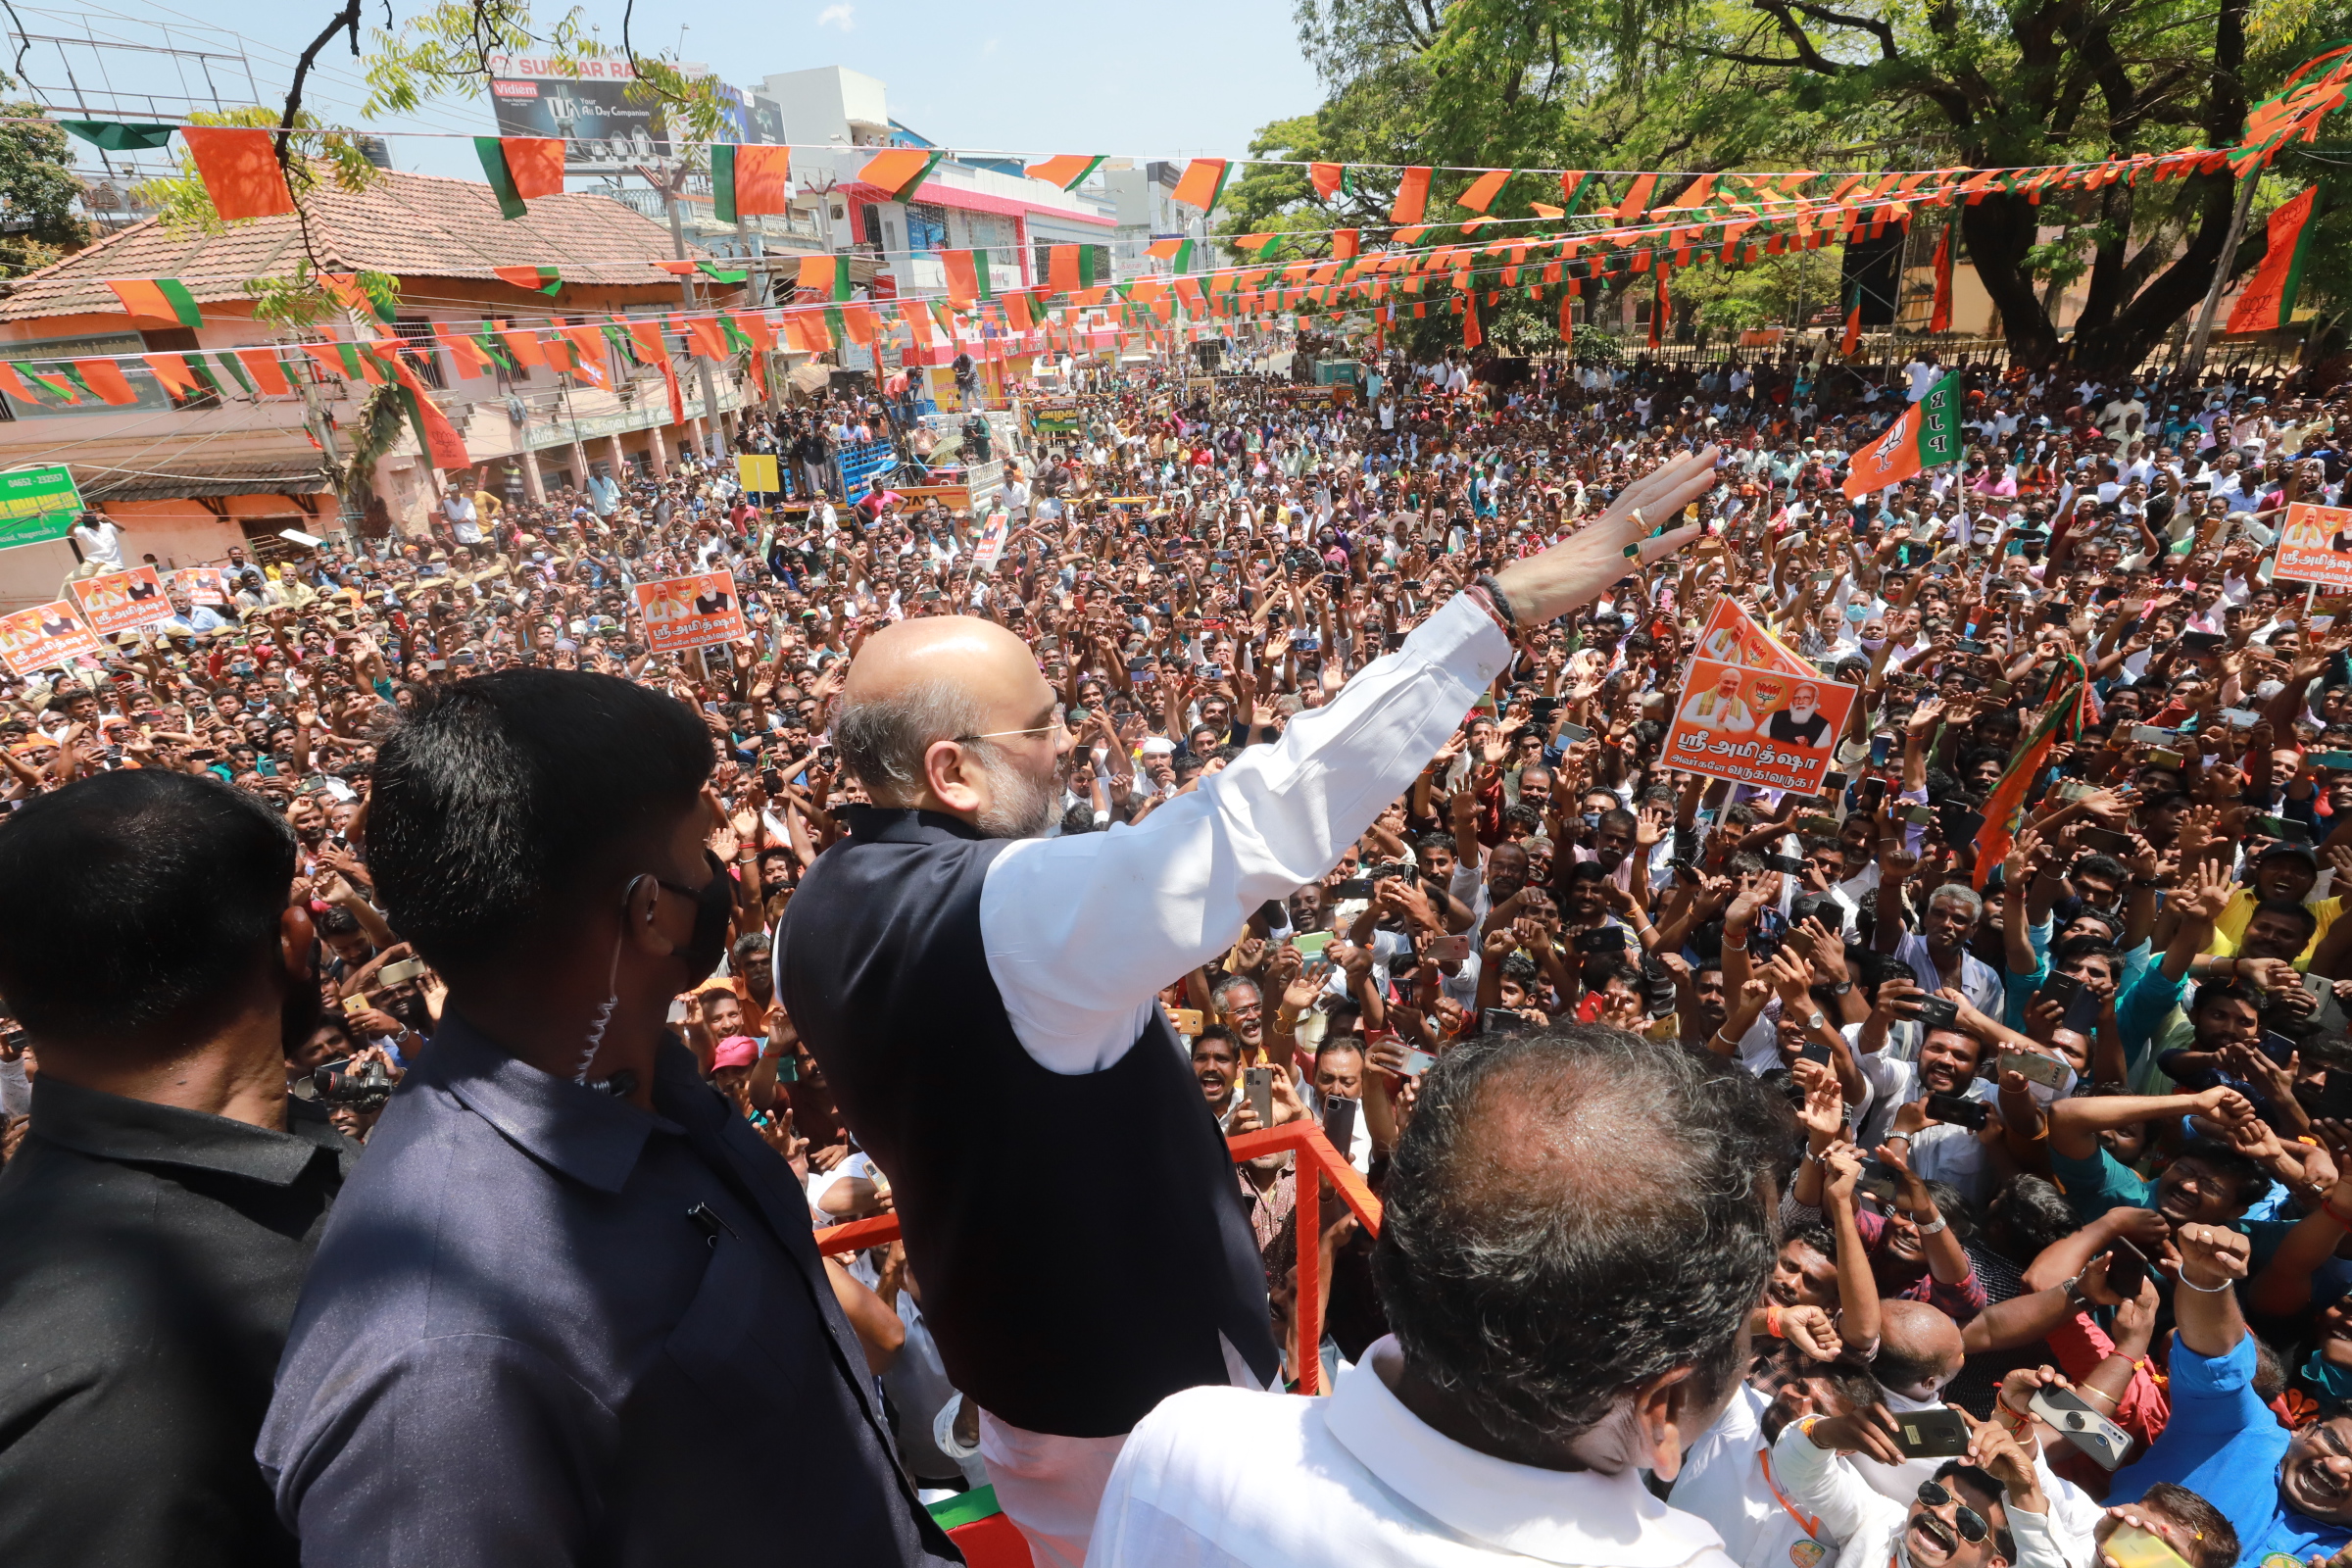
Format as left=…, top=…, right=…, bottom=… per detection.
left=0, top=169, right=714, bottom=322
left=79, top=457, right=334, bottom=502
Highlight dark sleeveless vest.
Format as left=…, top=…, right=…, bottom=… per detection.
left=777, top=807, right=1279, bottom=1438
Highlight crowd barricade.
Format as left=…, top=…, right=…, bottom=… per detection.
left=811, top=1122, right=1384, bottom=1567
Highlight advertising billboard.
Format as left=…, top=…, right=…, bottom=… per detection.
left=488, top=57, right=670, bottom=172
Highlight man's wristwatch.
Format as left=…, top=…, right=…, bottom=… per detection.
left=1805, top=1012, right=1828, bottom=1032
left=1830, top=981, right=1853, bottom=997
left=1915, top=1214, right=1949, bottom=1236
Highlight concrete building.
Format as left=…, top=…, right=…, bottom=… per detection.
left=0, top=169, right=764, bottom=610
left=757, top=66, right=1121, bottom=301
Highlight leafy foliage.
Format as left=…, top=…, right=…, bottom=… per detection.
left=0, top=96, right=90, bottom=277
left=1261, top=0, right=2352, bottom=364
left=365, top=0, right=732, bottom=151
left=130, top=105, right=382, bottom=234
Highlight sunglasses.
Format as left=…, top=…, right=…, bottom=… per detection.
left=1917, top=1480, right=1989, bottom=1544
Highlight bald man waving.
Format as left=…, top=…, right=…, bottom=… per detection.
left=777, top=447, right=1721, bottom=1566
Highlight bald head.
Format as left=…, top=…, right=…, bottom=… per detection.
left=833, top=615, right=1064, bottom=831
left=843, top=615, right=1039, bottom=712
left=1876, top=1298, right=1966, bottom=1397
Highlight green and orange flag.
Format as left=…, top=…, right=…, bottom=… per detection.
left=1231, top=232, right=1283, bottom=261
left=1309, top=163, right=1359, bottom=201
left=1392, top=167, right=1433, bottom=225
left=712, top=144, right=792, bottom=222
left=2226, top=186, right=2324, bottom=334
left=493, top=266, right=563, bottom=296
left=858, top=147, right=944, bottom=202
left=1455, top=170, right=1509, bottom=214
left=1171, top=158, right=1233, bottom=211
left=1146, top=237, right=1194, bottom=271
left=1839, top=282, right=1863, bottom=357
left=1842, top=370, right=1963, bottom=498
left=1025, top=154, right=1104, bottom=190
left=474, top=136, right=564, bottom=220
left=106, top=278, right=203, bottom=329
left=1974, top=685, right=2082, bottom=889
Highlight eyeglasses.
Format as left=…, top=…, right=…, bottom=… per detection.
left=1917, top=1480, right=1989, bottom=1544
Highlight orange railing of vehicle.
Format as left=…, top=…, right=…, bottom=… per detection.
left=813, top=1121, right=1382, bottom=1396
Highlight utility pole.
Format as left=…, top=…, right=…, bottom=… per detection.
left=2180, top=169, right=2263, bottom=387
left=643, top=159, right=731, bottom=460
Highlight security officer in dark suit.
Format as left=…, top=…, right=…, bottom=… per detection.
left=259, top=670, right=956, bottom=1568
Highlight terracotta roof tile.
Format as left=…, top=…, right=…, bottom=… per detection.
left=0, top=169, right=711, bottom=321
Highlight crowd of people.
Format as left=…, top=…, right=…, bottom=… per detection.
left=0, top=327, right=2349, bottom=1568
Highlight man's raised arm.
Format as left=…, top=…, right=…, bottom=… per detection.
left=979, top=449, right=1721, bottom=1074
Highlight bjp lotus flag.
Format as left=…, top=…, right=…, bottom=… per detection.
left=1843, top=372, right=1965, bottom=498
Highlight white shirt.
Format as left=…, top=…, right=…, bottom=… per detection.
left=1089, top=1336, right=1740, bottom=1568
left=1891, top=933, right=2003, bottom=1020
left=977, top=594, right=1508, bottom=1075
left=71, top=516, right=122, bottom=567
left=1767, top=1419, right=2071, bottom=1568
left=1673, top=1385, right=1844, bottom=1568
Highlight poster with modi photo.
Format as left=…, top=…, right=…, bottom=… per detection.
left=1665, top=658, right=1857, bottom=794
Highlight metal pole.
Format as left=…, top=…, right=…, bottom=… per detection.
left=2180, top=169, right=2262, bottom=387
left=660, top=162, right=729, bottom=461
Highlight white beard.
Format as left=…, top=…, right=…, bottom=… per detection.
left=974, top=746, right=1057, bottom=840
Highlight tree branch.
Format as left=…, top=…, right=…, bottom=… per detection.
left=1782, top=0, right=1900, bottom=60
left=279, top=0, right=364, bottom=160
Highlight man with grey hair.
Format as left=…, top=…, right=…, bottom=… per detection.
left=1876, top=857, right=2002, bottom=1017
left=1089, top=1025, right=1785, bottom=1567
left=776, top=448, right=1724, bottom=1567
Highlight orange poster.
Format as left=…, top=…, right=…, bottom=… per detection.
left=2276, top=502, right=2352, bottom=592
left=0, top=600, right=101, bottom=675
left=69, top=564, right=175, bottom=637
left=633, top=570, right=748, bottom=653
left=1664, top=659, right=1857, bottom=794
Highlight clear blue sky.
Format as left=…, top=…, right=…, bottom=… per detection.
left=18, top=0, right=1326, bottom=184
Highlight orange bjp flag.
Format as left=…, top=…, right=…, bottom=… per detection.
left=505, top=137, right=565, bottom=199
left=796, top=254, right=839, bottom=296
left=74, top=358, right=139, bottom=406
left=1614, top=172, right=1659, bottom=226
left=1170, top=158, right=1231, bottom=210
left=1049, top=244, right=1080, bottom=294
left=1455, top=170, right=1509, bottom=213
left=235, top=348, right=293, bottom=396
left=1392, top=167, right=1432, bottom=225
left=941, top=249, right=980, bottom=307
left=181, top=126, right=295, bottom=221
left=141, top=353, right=203, bottom=397
left=494, top=320, right=548, bottom=369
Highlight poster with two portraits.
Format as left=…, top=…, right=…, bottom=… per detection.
left=1666, top=599, right=1856, bottom=795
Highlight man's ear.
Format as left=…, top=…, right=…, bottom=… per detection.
left=1629, top=1363, right=1704, bottom=1482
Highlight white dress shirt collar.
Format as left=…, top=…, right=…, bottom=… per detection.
left=1323, top=1337, right=1733, bottom=1567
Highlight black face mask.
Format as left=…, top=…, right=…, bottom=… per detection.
left=655, top=851, right=734, bottom=985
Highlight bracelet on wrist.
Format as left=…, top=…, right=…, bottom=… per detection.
left=2176, top=1271, right=2235, bottom=1294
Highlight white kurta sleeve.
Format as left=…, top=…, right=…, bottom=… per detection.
left=980, top=593, right=1513, bottom=1073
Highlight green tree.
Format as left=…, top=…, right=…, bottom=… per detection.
left=1263, top=0, right=2352, bottom=364
left=0, top=99, right=90, bottom=277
